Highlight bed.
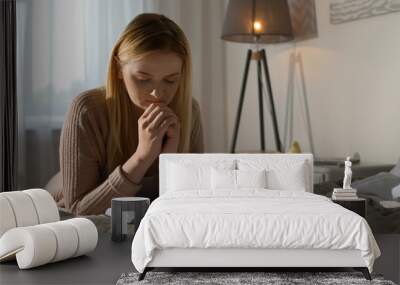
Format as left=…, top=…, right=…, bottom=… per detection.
left=130, top=154, right=380, bottom=281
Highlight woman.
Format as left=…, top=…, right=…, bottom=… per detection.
left=53, top=13, right=204, bottom=215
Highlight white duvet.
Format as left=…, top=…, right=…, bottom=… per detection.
left=131, top=190, right=380, bottom=273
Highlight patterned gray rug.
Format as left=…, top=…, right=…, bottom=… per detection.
left=116, top=271, right=396, bottom=285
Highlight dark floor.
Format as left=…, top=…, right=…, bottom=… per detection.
left=374, top=234, right=400, bottom=284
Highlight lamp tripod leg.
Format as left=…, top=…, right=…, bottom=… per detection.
left=283, top=53, right=296, bottom=152
left=260, top=49, right=282, bottom=152
left=257, top=59, right=266, bottom=151
left=230, top=49, right=252, bottom=153
left=297, top=53, right=315, bottom=154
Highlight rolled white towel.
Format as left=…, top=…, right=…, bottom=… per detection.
left=63, top=218, right=98, bottom=257
left=0, top=191, right=39, bottom=228
left=0, top=218, right=98, bottom=269
left=23, top=189, right=60, bottom=224
left=0, top=189, right=60, bottom=238
left=42, top=221, right=79, bottom=262
left=0, top=225, right=57, bottom=268
left=0, top=196, right=17, bottom=237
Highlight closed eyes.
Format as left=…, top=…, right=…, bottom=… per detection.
left=165, top=79, right=177, bottom=84
left=137, top=78, right=177, bottom=84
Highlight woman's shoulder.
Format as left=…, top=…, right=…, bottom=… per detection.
left=64, top=87, right=109, bottom=138
left=69, top=87, right=107, bottom=115
left=191, top=97, right=201, bottom=118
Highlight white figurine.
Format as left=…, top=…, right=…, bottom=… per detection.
left=343, top=156, right=353, bottom=189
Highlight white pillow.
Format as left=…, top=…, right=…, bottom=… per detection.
left=211, top=168, right=267, bottom=190
left=167, top=160, right=235, bottom=191
left=269, top=162, right=307, bottom=191
left=238, top=159, right=308, bottom=191
left=390, top=158, right=400, bottom=177
left=211, top=168, right=236, bottom=189
left=237, top=169, right=267, bottom=188
left=391, top=184, right=400, bottom=200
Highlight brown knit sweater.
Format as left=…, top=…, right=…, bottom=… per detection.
left=54, top=88, right=204, bottom=215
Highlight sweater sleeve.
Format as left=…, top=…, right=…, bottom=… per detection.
left=190, top=98, right=204, bottom=153
left=60, top=93, right=142, bottom=215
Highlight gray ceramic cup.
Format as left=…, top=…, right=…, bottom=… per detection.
left=111, top=197, right=150, bottom=242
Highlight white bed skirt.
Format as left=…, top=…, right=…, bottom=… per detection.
left=148, top=248, right=366, bottom=268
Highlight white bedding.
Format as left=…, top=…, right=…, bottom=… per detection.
left=131, top=190, right=380, bottom=273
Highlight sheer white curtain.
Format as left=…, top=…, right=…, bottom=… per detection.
left=16, top=0, right=227, bottom=189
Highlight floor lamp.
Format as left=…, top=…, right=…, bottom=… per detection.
left=222, top=0, right=294, bottom=153
left=283, top=51, right=315, bottom=154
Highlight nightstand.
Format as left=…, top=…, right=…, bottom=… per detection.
left=332, top=198, right=366, bottom=218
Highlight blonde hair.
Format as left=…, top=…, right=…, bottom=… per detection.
left=105, top=13, right=192, bottom=172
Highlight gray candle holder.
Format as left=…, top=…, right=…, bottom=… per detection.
left=111, top=197, right=150, bottom=242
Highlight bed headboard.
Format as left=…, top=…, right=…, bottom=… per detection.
left=159, top=153, right=313, bottom=196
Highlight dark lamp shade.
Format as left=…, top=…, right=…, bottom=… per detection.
left=222, top=0, right=294, bottom=44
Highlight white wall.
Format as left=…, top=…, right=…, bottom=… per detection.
left=225, top=0, right=400, bottom=164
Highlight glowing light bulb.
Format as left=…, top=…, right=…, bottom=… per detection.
left=253, top=21, right=262, bottom=32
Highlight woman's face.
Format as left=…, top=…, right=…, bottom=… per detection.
left=120, top=51, right=182, bottom=112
